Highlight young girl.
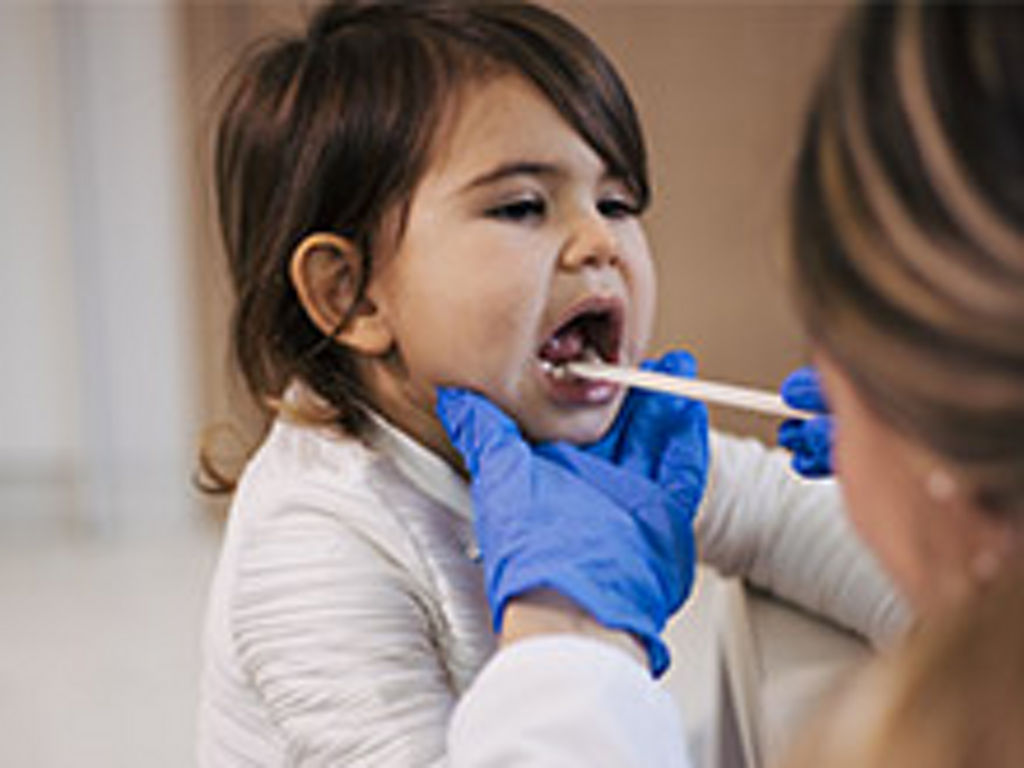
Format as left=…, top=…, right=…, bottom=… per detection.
left=197, top=2, right=902, bottom=764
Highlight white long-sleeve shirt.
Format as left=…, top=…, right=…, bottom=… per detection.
left=198, top=413, right=904, bottom=766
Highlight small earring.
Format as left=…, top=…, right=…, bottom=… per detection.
left=925, top=467, right=958, bottom=502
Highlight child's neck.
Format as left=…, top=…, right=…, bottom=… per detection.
left=363, top=364, right=467, bottom=478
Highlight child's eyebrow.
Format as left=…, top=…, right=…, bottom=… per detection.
left=459, top=161, right=562, bottom=194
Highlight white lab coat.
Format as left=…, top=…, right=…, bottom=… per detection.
left=449, top=635, right=692, bottom=767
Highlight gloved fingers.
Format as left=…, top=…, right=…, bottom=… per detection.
left=586, top=392, right=638, bottom=464
left=780, top=366, right=829, bottom=413
left=435, top=387, right=525, bottom=479
left=537, top=441, right=663, bottom=512
left=639, top=349, right=698, bottom=378
left=482, top=478, right=646, bottom=621
left=537, top=441, right=700, bottom=581
left=777, top=418, right=804, bottom=451
left=620, top=351, right=709, bottom=497
left=787, top=416, right=832, bottom=459
left=540, top=437, right=702, bottom=536
left=577, top=349, right=709, bottom=522
left=588, top=349, right=702, bottom=479
left=588, top=350, right=695, bottom=457
left=778, top=416, right=834, bottom=478
left=779, top=367, right=834, bottom=478
left=657, top=412, right=709, bottom=518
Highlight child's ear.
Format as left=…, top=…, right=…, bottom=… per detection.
left=289, top=232, right=393, bottom=356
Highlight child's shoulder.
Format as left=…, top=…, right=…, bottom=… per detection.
left=221, top=409, right=472, bottom=576
left=213, top=413, right=471, bottom=609
left=231, top=416, right=388, bottom=527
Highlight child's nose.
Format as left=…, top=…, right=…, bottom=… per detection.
left=559, top=215, right=620, bottom=270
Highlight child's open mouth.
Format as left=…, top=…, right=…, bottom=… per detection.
left=536, top=299, right=623, bottom=403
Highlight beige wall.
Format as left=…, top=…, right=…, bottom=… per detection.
left=183, top=1, right=848, bottom=445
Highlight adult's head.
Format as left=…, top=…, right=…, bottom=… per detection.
left=789, top=2, right=1024, bottom=611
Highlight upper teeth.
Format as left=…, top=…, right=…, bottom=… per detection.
left=540, top=349, right=599, bottom=380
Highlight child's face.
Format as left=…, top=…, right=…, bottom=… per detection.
left=367, top=73, right=656, bottom=452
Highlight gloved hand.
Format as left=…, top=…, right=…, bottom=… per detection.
left=584, top=351, right=707, bottom=500
left=778, top=366, right=834, bottom=478
left=437, top=351, right=708, bottom=677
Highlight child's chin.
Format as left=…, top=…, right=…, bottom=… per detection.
left=520, top=406, right=619, bottom=446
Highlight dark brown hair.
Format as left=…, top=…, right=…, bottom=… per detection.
left=207, top=0, right=648, bottom=490
left=790, top=3, right=1024, bottom=512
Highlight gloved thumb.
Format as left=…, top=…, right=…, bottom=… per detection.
left=641, top=349, right=698, bottom=378
left=780, top=366, right=829, bottom=413
left=589, top=348, right=699, bottom=469
left=778, top=416, right=834, bottom=477
left=436, top=387, right=524, bottom=478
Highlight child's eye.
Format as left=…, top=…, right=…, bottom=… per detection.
left=486, top=197, right=547, bottom=222
left=597, top=196, right=640, bottom=220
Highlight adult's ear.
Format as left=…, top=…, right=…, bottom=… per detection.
left=289, top=232, right=393, bottom=355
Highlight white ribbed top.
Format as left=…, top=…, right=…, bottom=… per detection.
left=197, top=413, right=493, bottom=766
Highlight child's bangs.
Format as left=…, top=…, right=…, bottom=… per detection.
left=464, top=4, right=651, bottom=208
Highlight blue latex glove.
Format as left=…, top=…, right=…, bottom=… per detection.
left=585, top=351, right=707, bottom=494
left=778, top=366, right=834, bottom=478
left=437, top=351, right=708, bottom=677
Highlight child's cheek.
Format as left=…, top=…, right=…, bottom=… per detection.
left=422, top=341, right=511, bottom=402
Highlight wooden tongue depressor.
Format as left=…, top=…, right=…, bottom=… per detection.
left=563, top=361, right=813, bottom=420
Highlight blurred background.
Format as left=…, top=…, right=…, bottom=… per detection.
left=0, top=1, right=844, bottom=764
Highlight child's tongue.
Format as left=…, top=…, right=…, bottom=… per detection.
left=538, top=326, right=586, bottom=365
